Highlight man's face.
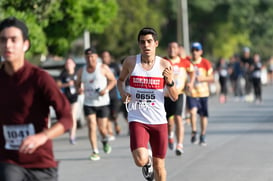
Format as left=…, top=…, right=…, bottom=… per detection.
left=191, top=48, right=203, bottom=60
left=243, top=51, right=250, bottom=58
left=65, top=58, right=76, bottom=71
left=85, top=53, right=97, bottom=67
left=0, top=27, right=28, bottom=62
left=138, top=34, right=158, bottom=58
left=178, top=46, right=185, bottom=57
left=101, top=52, right=111, bottom=65
left=168, top=42, right=179, bottom=59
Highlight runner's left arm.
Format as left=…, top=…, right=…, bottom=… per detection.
left=162, top=60, right=178, bottom=101
left=100, top=64, right=117, bottom=96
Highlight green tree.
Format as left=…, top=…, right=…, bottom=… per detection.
left=0, top=0, right=118, bottom=60
left=93, top=0, right=166, bottom=59
left=44, top=0, right=118, bottom=55
left=159, top=0, right=181, bottom=46
left=232, top=0, right=273, bottom=60
left=188, top=0, right=273, bottom=60
left=2, top=0, right=273, bottom=63
left=207, top=22, right=250, bottom=59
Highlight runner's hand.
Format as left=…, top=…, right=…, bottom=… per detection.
left=19, top=132, right=48, bottom=154
left=121, top=92, right=131, bottom=103
left=162, top=66, right=174, bottom=85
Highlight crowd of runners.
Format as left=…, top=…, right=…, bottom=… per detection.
left=0, top=17, right=271, bottom=181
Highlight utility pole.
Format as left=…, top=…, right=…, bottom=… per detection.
left=178, top=0, right=190, bottom=120
left=177, top=0, right=182, bottom=45
left=180, top=0, right=190, bottom=55
left=83, top=30, right=90, bottom=49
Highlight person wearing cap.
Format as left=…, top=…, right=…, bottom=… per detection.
left=186, top=42, right=214, bottom=146
left=0, top=17, right=72, bottom=180
left=117, top=27, right=178, bottom=181
left=76, top=47, right=116, bottom=161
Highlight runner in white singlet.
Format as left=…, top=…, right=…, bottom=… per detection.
left=76, top=47, right=116, bottom=161
left=118, top=27, right=178, bottom=181
left=127, top=54, right=167, bottom=125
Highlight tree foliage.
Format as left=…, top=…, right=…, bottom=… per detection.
left=1, top=0, right=273, bottom=62
left=93, top=0, right=166, bottom=59
left=44, top=0, right=118, bottom=55
left=0, top=0, right=118, bottom=59
left=188, top=0, right=273, bottom=60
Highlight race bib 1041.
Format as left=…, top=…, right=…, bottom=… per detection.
left=3, top=123, right=35, bottom=150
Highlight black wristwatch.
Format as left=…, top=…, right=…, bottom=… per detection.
left=166, top=80, right=174, bottom=87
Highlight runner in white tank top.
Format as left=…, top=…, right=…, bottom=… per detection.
left=117, top=28, right=178, bottom=181
left=81, top=62, right=110, bottom=107
left=76, top=47, right=116, bottom=161
left=127, top=54, right=166, bottom=125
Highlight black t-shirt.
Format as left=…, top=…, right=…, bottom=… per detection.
left=59, top=71, right=78, bottom=103
left=241, top=57, right=253, bottom=65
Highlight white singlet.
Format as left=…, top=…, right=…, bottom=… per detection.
left=127, top=54, right=167, bottom=125
left=81, top=63, right=110, bottom=107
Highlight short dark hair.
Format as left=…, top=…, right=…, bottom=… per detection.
left=137, top=27, right=158, bottom=42
left=84, top=47, right=97, bottom=55
left=0, top=17, right=29, bottom=41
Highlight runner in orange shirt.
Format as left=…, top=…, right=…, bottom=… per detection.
left=164, top=42, right=195, bottom=155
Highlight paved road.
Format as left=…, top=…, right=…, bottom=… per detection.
left=53, top=85, right=273, bottom=181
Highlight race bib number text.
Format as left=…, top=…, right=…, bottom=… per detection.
left=3, top=124, right=35, bottom=150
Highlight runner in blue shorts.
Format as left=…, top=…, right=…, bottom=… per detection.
left=186, top=42, right=214, bottom=146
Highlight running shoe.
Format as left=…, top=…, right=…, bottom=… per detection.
left=175, top=144, right=184, bottom=156
left=191, top=131, right=198, bottom=144
left=115, top=125, right=121, bottom=135
left=168, top=137, right=174, bottom=150
left=108, top=135, right=116, bottom=141
left=199, top=135, right=207, bottom=146
left=142, top=158, right=154, bottom=181
left=103, top=142, right=112, bottom=154
left=183, top=116, right=191, bottom=125
left=89, top=153, right=100, bottom=161
left=69, top=138, right=76, bottom=145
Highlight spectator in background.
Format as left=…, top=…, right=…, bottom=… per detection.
left=0, top=16, right=72, bottom=181
left=251, top=53, right=263, bottom=104
left=216, top=57, right=229, bottom=103
left=240, top=47, right=253, bottom=100
left=267, top=56, right=273, bottom=85
left=57, top=57, right=79, bottom=145
left=101, top=51, right=122, bottom=139
left=230, top=54, right=244, bottom=101
left=228, top=55, right=236, bottom=95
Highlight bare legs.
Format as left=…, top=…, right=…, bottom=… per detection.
left=189, top=107, right=208, bottom=143
left=132, top=148, right=166, bottom=181
left=86, top=114, right=109, bottom=152
left=69, top=102, right=79, bottom=143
